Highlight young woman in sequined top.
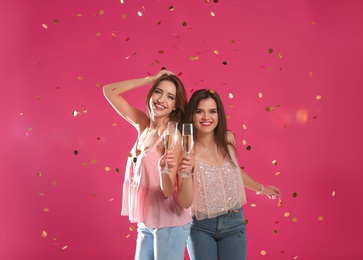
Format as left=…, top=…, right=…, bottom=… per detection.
left=178, top=89, right=280, bottom=260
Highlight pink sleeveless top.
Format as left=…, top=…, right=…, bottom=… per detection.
left=191, top=148, right=247, bottom=220
left=121, top=134, right=191, bottom=228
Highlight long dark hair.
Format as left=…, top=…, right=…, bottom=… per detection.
left=186, top=89, right=236, bottom=164
left=145, top=74, right=187, bottom=130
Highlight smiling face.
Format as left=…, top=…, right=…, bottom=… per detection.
left=148, top=80, right=176, bottom=119
left=193, top=97, right=219, bottom=135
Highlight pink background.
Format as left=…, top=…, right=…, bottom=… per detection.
left=1, top=0, right=363, bottom=259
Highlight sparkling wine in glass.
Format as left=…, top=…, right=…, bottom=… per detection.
left=180, top=123, right=194, bottom=178
left=162, top=121, right=178, bottom=174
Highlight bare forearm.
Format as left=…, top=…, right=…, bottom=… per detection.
left=103, top=76, right=155, bottom=97
left=241, top=169, right=263, bottom=193
left=178, top=177, right=193, bottom=208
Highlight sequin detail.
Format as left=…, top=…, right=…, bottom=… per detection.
left=192, top=155, right=246, bottom=220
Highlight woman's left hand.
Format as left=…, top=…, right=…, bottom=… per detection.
left=261, top=186, right=281, bottom=200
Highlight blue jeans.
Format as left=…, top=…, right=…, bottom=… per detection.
left=187, top=208, right=247, bottom=260
left=135, top=222, right=191, bottom=260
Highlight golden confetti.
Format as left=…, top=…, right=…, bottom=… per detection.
left=293, top=256, right=298, bottom=260
left=61, top=245, right=68, bottom=251
left=316, top=95, right=322, bottom=100
left=182, top=21, right=187, bottom=26
left=42, top=231, right=47, bottom=238
left=105, top=166, right=110, bottom=172
left=20, top=112, right=24, bottom=116
left=76, top=13, right=82, bottom=17
left=311, top=21, right=316, bottom=25
left=36, top=172, right=42, bottom=177
left=129, top=226, right=135, bottom=231
left=209, top=89, right=215, bottom=94
left=96, top=32, right=101, bottom=37
left=332, top=191, right=336, bottom=197
left=91, top=159, right=97, bottom=164
left=159, top=50, right=164, bottom=54
left=122, top=14, right=126, bottom=19
left=246, top=145, right=251, bottom=151
left=242, top=124, right=247, bottom=130
left=242, top=139, right=247, bottom=145
left=83, top=109, right=88, bottom=114
left=258, top=92, right=263, bottom=98
left=284, top=212, right=290, bottom=217
left=169, top=6, right=174, bottom=11
left=278, top=53, right=283, bottom=58
left=268, top=48, right=273, bottom=53
left=99, top=10, right=104, bottom=15
left=266, top=106, right=274, bottom=112
left=318, top=216, right=324, bottom=221
left=292, top=217, right=298, bottom=222
left=222, top=61, right=227, bottom=65
left=137, top=12, right=142, bottom=16
left=214, top=50, right=220, bottom=54
left=42, top=24, right=48, bottom=29
left=83, top=162, right=88, bottom=167
left=115, top=168, right=120, bottom=173
left=44, top=208, right=49, bottom=213
left=77, top=76, right=82, bottom=80
left=228, top=93, right=233, bottom=98
left=109, top=198, right=114, bottom=201
left=54, top=19, right=59, bottom=24
left=292, top=192, right=298, bottom=198
left=126, top=234, right=131, bottom=238
left=120, top=0, right=124, bottom=3
left=275, top=171, right=280, bottom=176
left=74, top=150, right=78, bottom=155
left=273, top=229, right=278, bottom=234
left=112, top=123, right=118, bottom=126
left=309, top=71, right=313, bottom=77
left=157, top=20, right=161, bottom=25
left=272, top=160, right=278, bottom=165
left=261, top=250, right=267, bottom=256
left=211, top=11, right=215, bottom=16
left=277, top=198, right=282, bottom=207
left=36, top=96, right=40, bottom=100
left=251, top=204, right=257, bottom=207
left=53, top=181, right=57, bottom=186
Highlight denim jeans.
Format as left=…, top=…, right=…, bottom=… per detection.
left=187, top=208, right=247, bottom=260
left=134, top=222, right=191, bottom=260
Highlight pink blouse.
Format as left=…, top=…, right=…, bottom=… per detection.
left=191, top=149, right=247, bottom=220
left=121, top=134, right=191, bottom=228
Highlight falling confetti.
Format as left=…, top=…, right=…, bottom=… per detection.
left=316, top=95, right=322, bottom=100
left=268, top=48, right=273, bottom=53
left=42, top=231, right=47, bottom=238
left=42, top=24, right=48, bottom=29
left=318, top=216, right=324, bottom=221
left=272, top=160, right=278, bottom=165
left=292, top=217, right=298, bottom=222
left=246, top=145, right=251, bottom=151
left=261, top=250, right=267, bottom=256
left=292, top=192, right=298, bottom=198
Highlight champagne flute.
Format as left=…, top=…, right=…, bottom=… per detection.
left=162, top=121, right=178, bottom=174
left=179, top=123, right=194, bottom=178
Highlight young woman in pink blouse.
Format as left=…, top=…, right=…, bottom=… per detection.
left=103, top=70, right=193, bottom=260
left=178, top=89, right=280, bottom=260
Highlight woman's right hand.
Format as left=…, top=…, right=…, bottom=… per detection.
left=177, top=153, right=194, bottom=178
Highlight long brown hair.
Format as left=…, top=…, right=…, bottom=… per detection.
left=186, top=89, right=236, bottom=164
left=145, top=74, right=187, bottom=130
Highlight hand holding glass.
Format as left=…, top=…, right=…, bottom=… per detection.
left=179, top=123, right=194, bottom=178
left=162, top=121, right=178, bottom=174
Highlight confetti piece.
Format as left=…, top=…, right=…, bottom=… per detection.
left=96, top=32, right=101, bottom=37
left=261, top=250, right=267, bottom=256
left=99, top=10, right=104, bottom=15
left=251, top=204, right=256, bottom=207
left=61, top=245, right=68, bottom=251
left=292, top=217, right=297, bottom=222
left=222, top=61, right=227, bottom=65
left=91, top=159, right=97, bottom=164
left=182, top=21, right=187, bottom=26
left=126, top=234, right=131, bottom=238
left=38, top=192, right=45, bottom=196
left=278, top=53, right=283, bottom=58
left=53, top=181, right=57, bottom=186
left=137, top=12, right=142, bottom=16
left=105, top=166, right=110, bottom=172
left=309, top=71, right=313, bottom=77
left=266, top=106, right=274, bottom=112
left=129, top=226, right=135, bottom=231
left=284, top=212, right=290, bottom=217
left=268, top=48, right=273, bottom=53
left=272, top=160, right=278, bottom=165
left=54, top=19, right=59, bottom=24
left=292, top=192, right=298, bottom=198
left=74, top=150, right=78, bottom=155
left=209, top=89, right=215, bottom=94
left=318, top=216, right=323, bottom=221
left=258, top=92, right=263, bottom=98
left=273, top=229, right=278, bottom=234
left=214, top=50, right=220, bottom=54
left=242, top=139, right=247, bottom=145
left=42, top=231, right=47, bottom=238
left=36, top=172, right=42, bottom=177
left=42, top=24, right=48, bottom=29
left=275, top=171, right=280, bottom=176
left=246, top=145, right=251, bottom=151
left=242, top=124, right=247, bottom=130
left=169, top=6, right=174, bottom=11
left=332, top=191, right=336, bottom=197
left=316, top=95, right=322, bottom=100
left=210, top=11, right=215, bottom=16
left=228, top=93, right=233, bottom=98
left=44, top=208, right=49, bottom=213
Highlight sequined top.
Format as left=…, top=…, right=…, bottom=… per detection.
left=121, top=132, right=191, bottom=228
left=192, top=149, right=247, bottom=220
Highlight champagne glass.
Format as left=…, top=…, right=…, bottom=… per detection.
left=179, top=123, right=194, bottom=178
left=162, top=121, right=178, bottom=174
